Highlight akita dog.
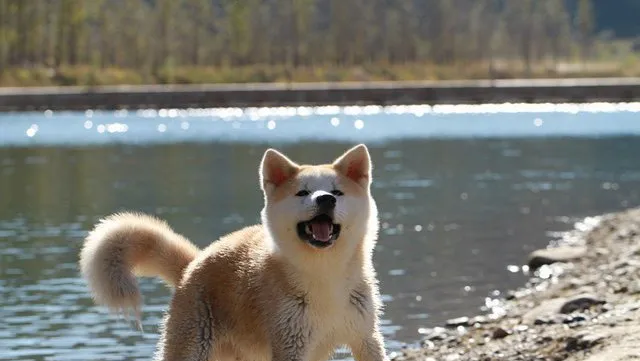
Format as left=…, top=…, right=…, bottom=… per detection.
left=79, top=144, right=388, bottom=361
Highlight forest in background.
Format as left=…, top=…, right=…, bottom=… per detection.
left=0, top=0, right=639, bottom=87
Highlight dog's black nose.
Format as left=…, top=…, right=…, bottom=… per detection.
left=316, top=194, right=336, bottom=209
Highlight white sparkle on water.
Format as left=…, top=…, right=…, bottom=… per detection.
left=106, top=123, right=128, bottom=133
left=26, top=124, right=39, bottom=137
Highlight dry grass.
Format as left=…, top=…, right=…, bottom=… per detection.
left=1, top=59, right=640, bottom=87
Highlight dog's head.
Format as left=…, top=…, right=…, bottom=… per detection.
left=259, top=144, right=378, bottom=255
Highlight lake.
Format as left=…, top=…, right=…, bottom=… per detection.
left=2, top=102, right=640, bottom=360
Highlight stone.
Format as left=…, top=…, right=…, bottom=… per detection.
left=533, top=318, right=555, bottom=325
left=492, top=327, right=509, bottom=339
left=559, top=294, right=605, bottom=314
left=527, top=246, right=587, bottom=270
left=614, top=285, right=629, bottom=294
left=628, top=281, right=640, bottom=294
left=565, top=336, right=582, bottom=352
left=421, top=340, right=436, bottom=349
left=522, top=298, right=568, bottom=324
left=562, top=314, right=587, bottom=324
left=472, top=315, right=488, bottom=325
left=505, top=291, right=517, bottom=300
left=579, top=333, right=605, bottom=345
left=423, top=327, right=447, bottom=341
left=565, top=332, right=605, bottom=352
left=445, top=316, right=471, bottom=328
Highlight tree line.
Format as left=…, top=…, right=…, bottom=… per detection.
left=0, top=0, right=601, bottom=79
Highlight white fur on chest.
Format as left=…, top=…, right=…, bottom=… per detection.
left=304, top=280, right=373, bottom=354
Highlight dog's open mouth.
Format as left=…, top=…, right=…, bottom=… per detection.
left=296, top=214, right=341, bottom=248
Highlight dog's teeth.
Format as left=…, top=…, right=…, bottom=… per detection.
left=305, top=224, right=312, bottom=235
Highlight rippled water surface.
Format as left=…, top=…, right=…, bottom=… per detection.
left=2, top=103, right=640, bottom=360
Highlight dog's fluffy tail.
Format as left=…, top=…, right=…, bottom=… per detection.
left=79, top=212, right=199, bottom=316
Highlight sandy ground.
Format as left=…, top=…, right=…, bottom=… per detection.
left=391, top=207, right=640, bottom=361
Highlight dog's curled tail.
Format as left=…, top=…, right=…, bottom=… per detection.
left=79, top=212, right=199, bottom=316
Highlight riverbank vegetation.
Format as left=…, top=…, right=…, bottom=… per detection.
left=0, top=0, right=639, bottom=87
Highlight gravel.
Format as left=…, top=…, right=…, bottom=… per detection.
left=391, top=207, right=640, bottom=361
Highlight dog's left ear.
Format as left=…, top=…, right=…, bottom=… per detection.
left=260, top=148, right=300, bottom=192
left=333, top=144, right=372, bottom=188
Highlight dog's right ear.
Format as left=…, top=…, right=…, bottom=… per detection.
left=260, top=149, right=299, bottom=192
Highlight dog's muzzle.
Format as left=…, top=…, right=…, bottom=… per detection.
left=296, top=213, right=341, bottom=249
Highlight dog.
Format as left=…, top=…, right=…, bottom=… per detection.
left=79, top=144, right=388, bottom=361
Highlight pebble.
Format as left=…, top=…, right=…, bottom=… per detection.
left=472, top=315, right=488, bottom=325
left=533, top=318, right=555, bottom=325
left=422, top=327, right=447, bottom=341
left=564, top=332, right=605, bottom=352
left=628, top=281, right=640, bottom=294
left=492, top=327, right=509, bottom=339
left=445, top=316, right=471, bottom=328
left=562, top=314, right=587, bottom=324
left=527, top=246, right=587, bottom=270
left=559, top=294, right=605, bottom=314
left=564, top=336, right=582, bottom=352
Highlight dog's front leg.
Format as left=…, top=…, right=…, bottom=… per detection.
left=270, top=326, right=310, bottom=361
left=270, top=297, right=311, bottom=361
left=349, top=328, right=389, bottom=361
left=271, top=345, right=307, bottom=361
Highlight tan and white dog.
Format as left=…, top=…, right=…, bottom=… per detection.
left=79, top=144, right=388, bottom=361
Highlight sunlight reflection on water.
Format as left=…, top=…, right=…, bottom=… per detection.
left=2, top=102, right=640, bottom=147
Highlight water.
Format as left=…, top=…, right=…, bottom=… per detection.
left=2, top=103, right=640, bottom=360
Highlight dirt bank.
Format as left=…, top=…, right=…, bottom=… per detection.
left=391, top=207, right=640, bottom=361
left=2, top=78, right=640, bottom=111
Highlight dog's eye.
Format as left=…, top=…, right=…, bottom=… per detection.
left=331, top=189, right=344, bottom=196
left=295, top=190, right=310, bottom=197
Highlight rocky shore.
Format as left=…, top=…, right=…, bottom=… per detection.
left=391, top=207, right=640, bottom=361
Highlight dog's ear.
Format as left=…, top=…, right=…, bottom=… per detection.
left=333, top=144, right=372, bottom=188
left=260, top=148, right=299, bottom=191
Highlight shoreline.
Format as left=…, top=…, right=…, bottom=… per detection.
left=391, top=207, right=640, bottom=361
left=2, top=78, right=640, bottom=111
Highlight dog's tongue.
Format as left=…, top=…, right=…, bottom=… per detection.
left=310, top=220, right=333, bottom=242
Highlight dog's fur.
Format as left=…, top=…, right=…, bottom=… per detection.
left=79, top=144, right=388, bottom=361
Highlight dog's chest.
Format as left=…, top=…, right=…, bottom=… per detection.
left=305, top=284, right=372, bottom=340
